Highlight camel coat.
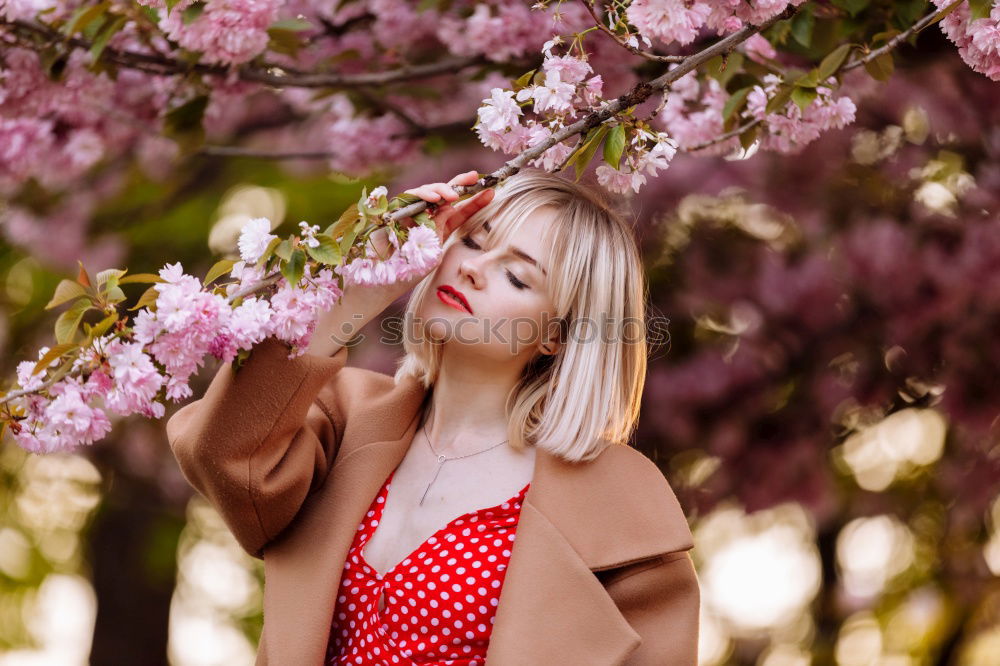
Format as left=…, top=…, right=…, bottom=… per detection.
left=165, top=336, right=700, bottom=665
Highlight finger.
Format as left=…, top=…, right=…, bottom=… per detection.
left=454, top=188, right=494, bottom=222
left=427, top=183, right=459, bottom=202
left=442, top=189, right=494, bottom=235
left=453, top=186, right=493, bottom=210
left=446, top=170, right=479, bottom=187
left=403, top=186, right=442, bottom=202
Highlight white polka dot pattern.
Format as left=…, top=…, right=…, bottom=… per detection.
left=325, top=469, right=529, bottom=665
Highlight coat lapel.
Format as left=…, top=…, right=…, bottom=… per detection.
left=256, top=373, right=692, bottom=665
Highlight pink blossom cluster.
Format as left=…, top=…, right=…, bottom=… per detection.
left=656, top=71, right=737, bottom=156
left=474, top=41, right=681, bottom=193
left=475, top=48, right=617, bottom=174
left=743, top=73, right=858, bottom=153
left=435, top=2, right=563, bottom=63
left=596, top=129, right=679, bottom=194
left=0, top=48, right=117, bottom=195
left=137, top=0, right=282, bottom=66
left=625, top=0, right=808, bottom=46
left=5, top=211, right=444, bottom=453
left=932, top=0, right=1000, bottom=82
left=333, top=225, right=440, bottom=287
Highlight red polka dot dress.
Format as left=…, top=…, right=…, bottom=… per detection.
left=326, top=468, right=531, bottom=665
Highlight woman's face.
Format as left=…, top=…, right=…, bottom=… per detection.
left=416, top=206, right=560, bottom=362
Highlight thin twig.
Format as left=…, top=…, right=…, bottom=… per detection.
left=842, top=0, right=963, bottom=72
left=578, top=0, right=685, bottom=64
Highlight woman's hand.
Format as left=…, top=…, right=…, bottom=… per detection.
left=402, top=170, right=495, bottom=244
left=367, top=170, right=494, bottom=265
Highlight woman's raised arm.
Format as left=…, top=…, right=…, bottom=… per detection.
left=165, top=335, right=351, bottom=560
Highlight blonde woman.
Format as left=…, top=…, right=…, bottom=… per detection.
left=165, top=168, right=699, bottom=665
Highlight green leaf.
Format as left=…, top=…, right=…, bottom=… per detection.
left=817, top=43, right=853, bottom=81
left=129, top=285, right=160, bottom=312
left=864, top=52, right=894, bottom=82
left=280, top=249, right=306, bottom=286
left=968, top=0, right=991, bottom=20
left=90, top=15, right=127, bottom=61
left=305, top=234, right=342, bottom=265
left=926, top=1, right=964, bottom=26
left=722, top=86, right=753, bottom=123
left=794, top=70, right=820, bottom=88
left=267, top=25, right=307, bottom=57
left=55, top=298, right=93, bottom=344
left=31, top=343, right=79, bottom=376
left=602, top=124, right=627, bottom=169
left=790, top=9, right=815, bottom=48
left=413, top=211, right=435, bottom=230
left=106, top=286, right=126, bottom=303
left=96, top=268, right=126, bottom=287
left=513, top=69, right=537, bottom=91
left=740, top=125, right=760, bottom=151
left=765, top=84, right=793, bottom=114
left=255, top=236, right=283, bottom=266
left=269, top=18, right=314, bottom=31
left=62, top=1, right=111, bottom=36
left=182, top=2, right=205, bottom=25
left=164, top=95, right=209, bottom=140
left=831, top=0, right=870, bottom=17
left=274, top=239, right=293, bottom=262
left=563, top=125, right=610, bottom=182
left=791, top=86, right=818, bottom=112
left=88, top=313, right=118, bottom=340
left=119, top=273, right=165, bottom=285
left=340, top=223, right=362, bottom=256
left=326, top=203, right=362, bottom=239
left=204, top=258, right=237, bottom=285
left=45, top=279, right=89, bottom=310
left=387, top=193, right=423, bottom=213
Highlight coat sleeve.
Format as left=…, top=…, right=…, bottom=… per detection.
left=601, top=550, right=701, bottom=666
left=165, top=336, right=351, bottom=560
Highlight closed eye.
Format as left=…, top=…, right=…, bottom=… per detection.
left=460, top=235, right=529, bottom=290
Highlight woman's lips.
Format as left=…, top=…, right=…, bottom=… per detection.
left=436, top=287, right=472, bottom=314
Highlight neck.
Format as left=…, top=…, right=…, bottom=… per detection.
left=421, top=346, right=526, bottom=457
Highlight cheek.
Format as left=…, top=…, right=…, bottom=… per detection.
left=489, top=295, right=553, bottom=343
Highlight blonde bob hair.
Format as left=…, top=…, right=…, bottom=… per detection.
left=393, top=168, right=649, bottom=463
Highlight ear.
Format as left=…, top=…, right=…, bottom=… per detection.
left=537, top=315, right=565, bottom=356
left=536, top=338, right=562, bottom=356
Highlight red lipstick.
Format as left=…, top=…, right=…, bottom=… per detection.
left=436, top=285, right=473, bottom=314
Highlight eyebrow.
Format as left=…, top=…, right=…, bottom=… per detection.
left=481, top=220, right=548, bottom=276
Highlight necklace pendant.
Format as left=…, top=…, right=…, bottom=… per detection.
left=420, top=458, right=447, bottom=506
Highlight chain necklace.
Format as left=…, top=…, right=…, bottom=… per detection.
left=418, top=424, right=508, bottom=506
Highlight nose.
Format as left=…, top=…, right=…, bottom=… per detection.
left=458, top=252, right=488, bottom=288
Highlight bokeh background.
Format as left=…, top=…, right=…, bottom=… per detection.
left=2, top=9, right=1000, bottom=666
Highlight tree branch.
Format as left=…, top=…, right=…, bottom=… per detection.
left=3, top=17, right=487, bottom=88
left=387, top=6, right=797, bottom=222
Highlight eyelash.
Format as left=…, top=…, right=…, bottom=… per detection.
left=459, top=235, right=529, bottom=290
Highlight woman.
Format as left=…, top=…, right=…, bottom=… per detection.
left=165, top=168, right=700, bottom=665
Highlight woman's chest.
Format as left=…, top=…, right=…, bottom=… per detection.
left=360, top=452, right=533, bottom=582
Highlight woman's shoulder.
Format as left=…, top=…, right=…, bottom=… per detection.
left=532, top=442, right=695, bottom=569
left=312, top=353, right=428, bottom=439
